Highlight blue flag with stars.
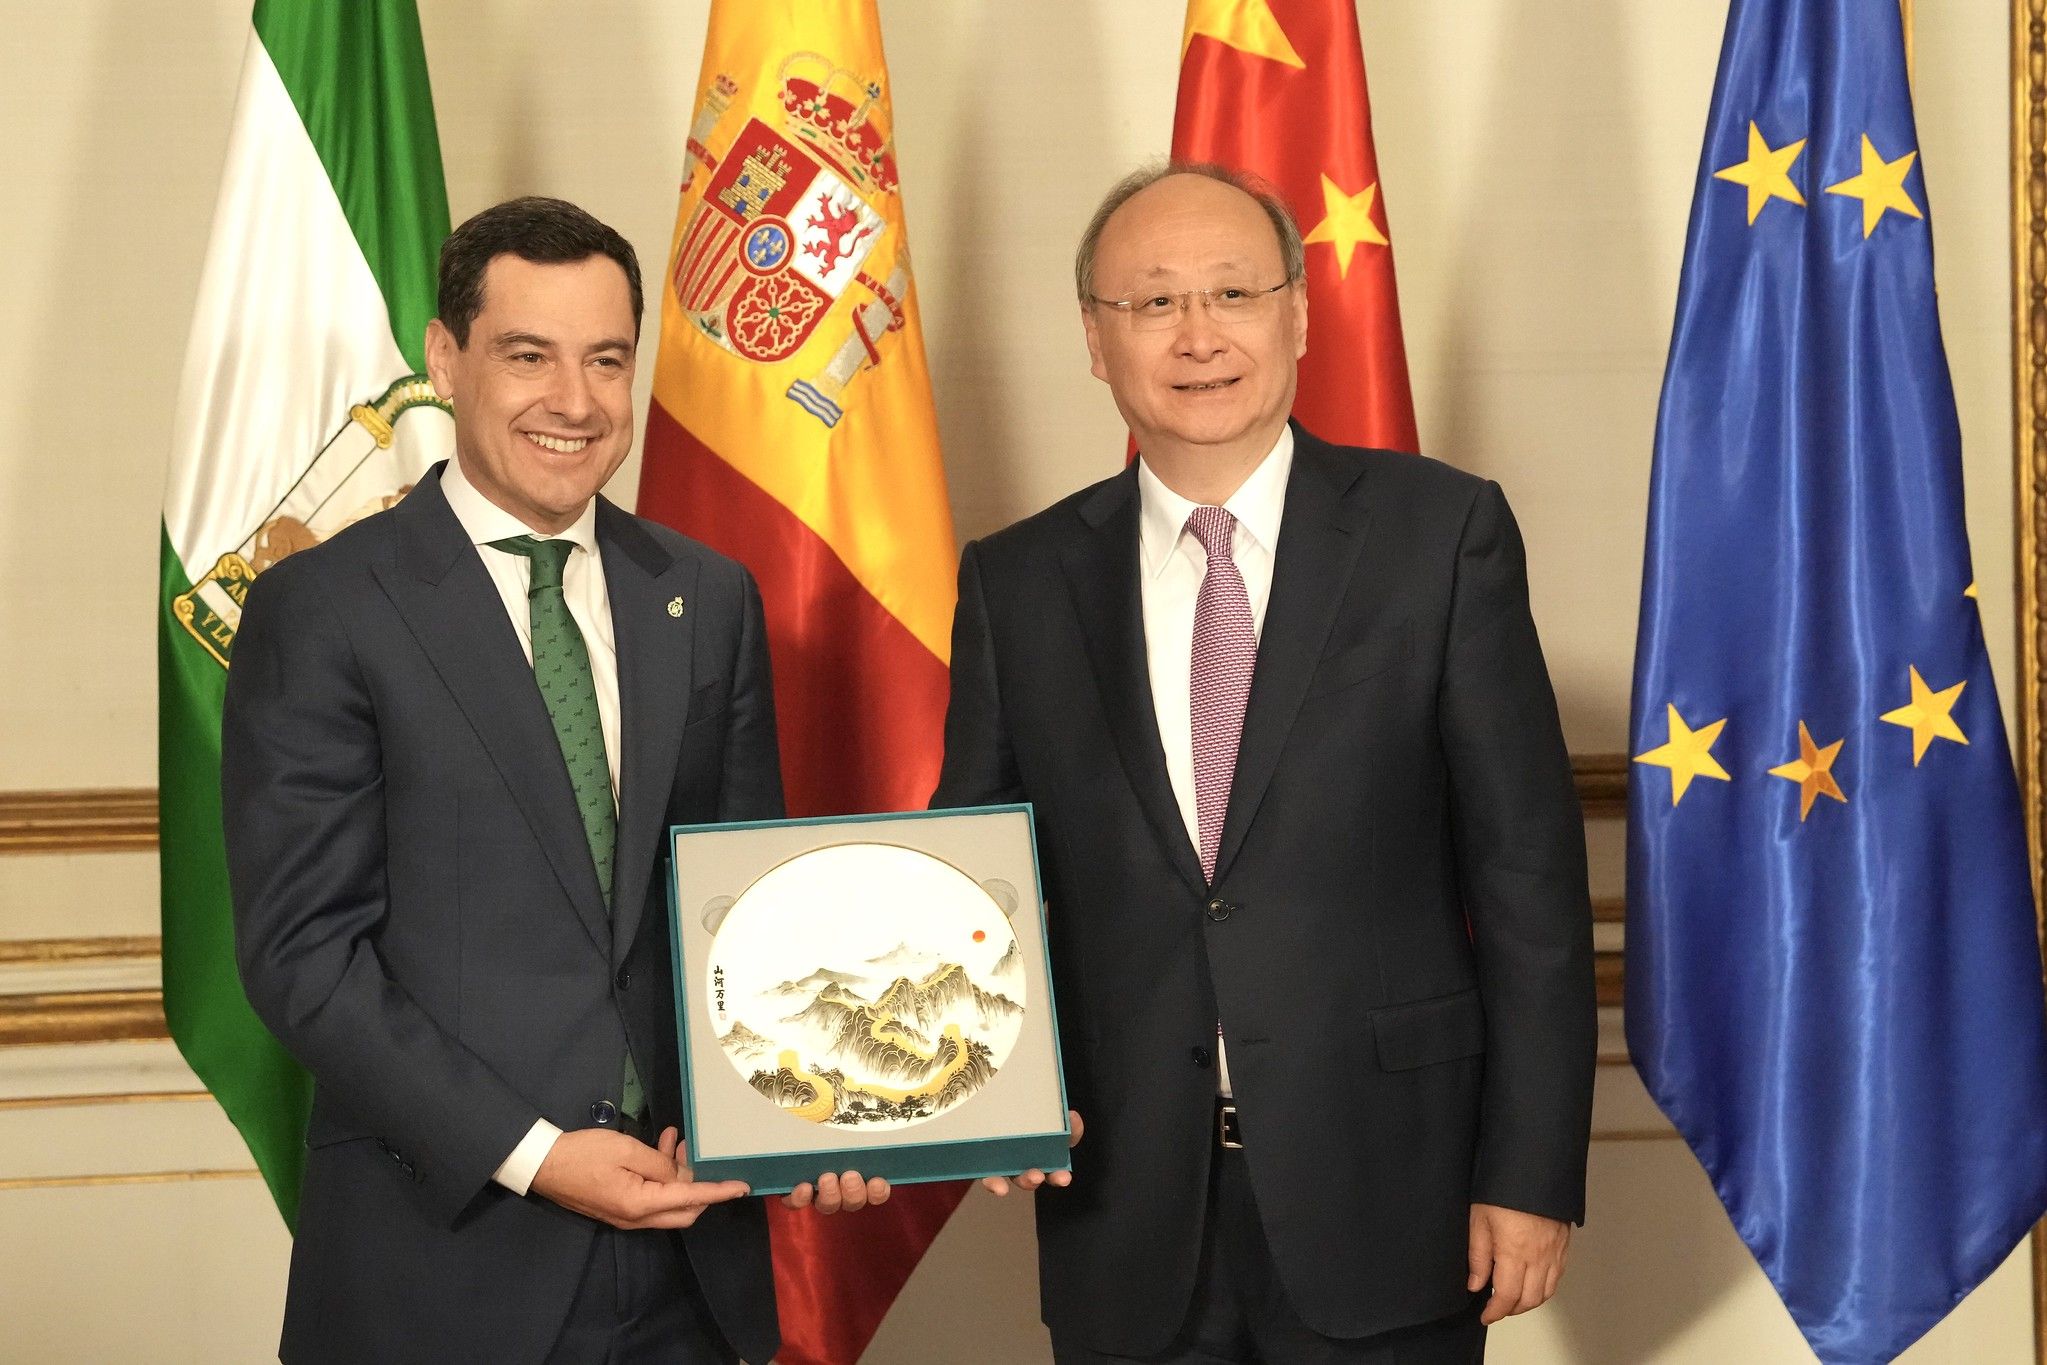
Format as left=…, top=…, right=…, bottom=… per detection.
left=1627, top=2, right=2047, bottom=1361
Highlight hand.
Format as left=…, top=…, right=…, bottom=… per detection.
left=981, top=1110, right=1083, bottom=1197
left=1467, top=1203, right=1570, bottom=1325
left=782, top=1171, right=892, bottom=1214
left=530, top=1125, right=750, bottom=1231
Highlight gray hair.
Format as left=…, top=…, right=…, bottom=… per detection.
left=1073, top=161, right=1306, bottom=304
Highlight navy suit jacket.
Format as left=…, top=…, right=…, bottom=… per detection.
left=223, top=465, right=782, bottom=1364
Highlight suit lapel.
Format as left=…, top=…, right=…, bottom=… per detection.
left=1061, top=468, right=1209, bottom=899
left=371, top=467, right=611, bottom=952
left=1212, top=431, right=1372, bottom=883
left=602, top=502, right=697, bottom=966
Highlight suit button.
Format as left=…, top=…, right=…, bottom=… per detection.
left=590, top=1100, right=618, bottom=1126
left=1205, top=898, right=1233, bottom=922
left=615, top=967, right=632, bottom=992
left=1191, top=1046, right=1210, bottom=1066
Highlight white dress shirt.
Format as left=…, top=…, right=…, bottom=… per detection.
left=440, top=457, right=621, bottom=1196
left=440, top=457, right=622, bottom=797
left=1135, top=425, right=1294, bottom=1096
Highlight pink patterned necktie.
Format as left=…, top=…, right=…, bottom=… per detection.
left=1187, top=506, right=1256, bottom=883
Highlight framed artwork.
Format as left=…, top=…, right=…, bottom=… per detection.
left=665, top=804, right=1071, bottom=1193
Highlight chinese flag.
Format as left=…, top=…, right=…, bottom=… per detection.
left=1174, top=0, right=1419, bottom=452
left=636, top=2, right=963, bottom=1361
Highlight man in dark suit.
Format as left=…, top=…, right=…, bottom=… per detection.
left=937, top=166, right=1596, bottom=1363
left=223, top=197, right=885, bottom=1365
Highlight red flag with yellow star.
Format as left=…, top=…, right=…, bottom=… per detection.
left=636, top=2, right=963, bottom=1361
left=1173, top=0, right=1418, bottom=451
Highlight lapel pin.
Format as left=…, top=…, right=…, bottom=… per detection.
left=667, top=596, right=686, bottom=618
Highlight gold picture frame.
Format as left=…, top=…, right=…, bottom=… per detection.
left=2011, top=3, right=2047, bottom=1357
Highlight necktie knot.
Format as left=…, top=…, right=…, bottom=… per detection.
left=489, top=535, right=576, bottom=591
left=1187, top=506, right=1237, bottom=562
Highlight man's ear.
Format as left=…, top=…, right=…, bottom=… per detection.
left=424, top=318, right=458, bottom=400
left=1291, top=284, right=1309, bottom=361
left=1082, top=306, right=1109, bottom=385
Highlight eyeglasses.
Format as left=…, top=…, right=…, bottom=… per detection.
left=1087, top=279, right=1297, bottom=331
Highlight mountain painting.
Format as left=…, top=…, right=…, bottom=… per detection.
left=705, top=841, right=1027, bottom=1130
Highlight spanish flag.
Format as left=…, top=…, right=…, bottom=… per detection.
left=1174, top=0, right=1418, bottom=452
left=635, top=3, right=961, bottom=1360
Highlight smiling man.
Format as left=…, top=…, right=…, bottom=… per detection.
left=222, top=197, right=883, bottom=1365
left=934, top=166, right=1596, bottom=1363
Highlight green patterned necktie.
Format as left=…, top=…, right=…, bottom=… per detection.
left=488, top=535, right=643, bottom=1119
left=489, top=535, right=616, bottom=900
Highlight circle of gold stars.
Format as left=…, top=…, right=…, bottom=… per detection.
left=1643, top=120, right=1968, bottom=817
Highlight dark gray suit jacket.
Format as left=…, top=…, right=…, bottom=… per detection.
left=932, top=427, right=1596, bottom=1353
left=222, top=465, right=781, bottom=1364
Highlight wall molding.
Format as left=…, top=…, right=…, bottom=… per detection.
left=0, top=789, right=158, bottom=854
left=0, top=989, right=166, bottom=1048
left=1594, top=952, right=1623, bottom=1009
left=0, top=822, right=1638, bottom=1040
left=0, top=1090, right=209, bottom=1112
left=1573, top=754, right=1629, bottom=818
left=0, top=761, right=1636, bottom=858
left=0, top=936, right=160, bottom=964
left=0, top=966, right=1631, bottom=1035
left=0, top=1037, right=203, bottom=1106
left=0, top=937, right=169, bottom=1046
left=0, top=761, right=1631, bottom=858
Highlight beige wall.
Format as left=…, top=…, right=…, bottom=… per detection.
left=0, top=2, right=2034, bottom=1361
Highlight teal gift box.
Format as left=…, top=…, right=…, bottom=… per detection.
left=665, top=805, right=1072, bottom=1194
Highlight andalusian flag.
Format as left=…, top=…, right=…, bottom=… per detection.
left=1175, top=0, right=1418, bottom=452
left=635, top=2, right=959, bottom=1358
left=159, top=0, right=451, bottom=1221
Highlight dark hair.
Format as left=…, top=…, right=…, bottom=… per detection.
left=1074, top=161, right=1305, bottom=304
left=436, top=196, right=644, bottom=346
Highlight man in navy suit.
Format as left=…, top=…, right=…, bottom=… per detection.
left=224, top=197, right=885, bottom=1364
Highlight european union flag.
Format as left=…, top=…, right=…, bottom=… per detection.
left=1627, top=2, right=2047, bottom=1360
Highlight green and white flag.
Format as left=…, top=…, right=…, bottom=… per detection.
left=160, top=0, right=451, bottom=1222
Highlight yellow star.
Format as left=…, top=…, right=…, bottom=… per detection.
left=1713, top=122, right=1807, bottom=225
left=1767, top=721, right=1847, bottom=820
left=1182, top=0, right=1305, bottom=68
left=1825, top=135, right=1923, bottom=238
left=1964, top=581, right=1979, bottom=600
left=1879, top=665, right=1968, bottom=765
left=1303, top=175, right=1390, bottom=276
left=1633, top=704, right=1733, bottom=806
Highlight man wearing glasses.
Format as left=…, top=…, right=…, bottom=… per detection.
left=934, top=165, right=1594, bottom=1363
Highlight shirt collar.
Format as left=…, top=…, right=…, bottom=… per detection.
left=441, top=455, right=599, bottom=557
left=1135, top=424, right=1295, bottom=580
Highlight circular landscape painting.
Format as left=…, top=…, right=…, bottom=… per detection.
left=706, top=842, right=1027, bottom=1131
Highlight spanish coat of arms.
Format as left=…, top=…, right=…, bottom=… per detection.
left=674, top=54, right=912, bottom=428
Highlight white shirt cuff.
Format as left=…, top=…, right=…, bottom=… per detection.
left=492, top=1118, right=564, bottom=1196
